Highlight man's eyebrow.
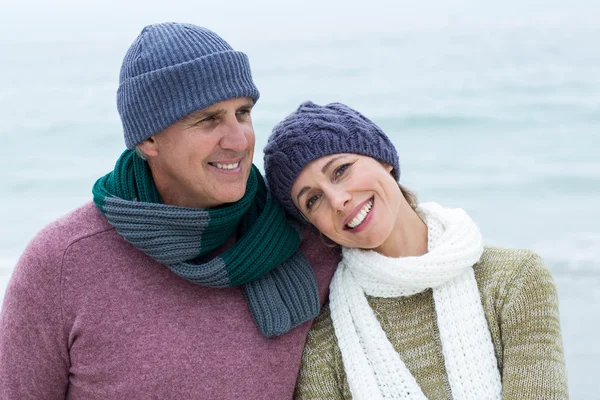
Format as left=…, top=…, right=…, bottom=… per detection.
left=184, top=108, right=226, bottom=123
left=295, top=156, right=347, bottom=205
left=238, top=100, right=255, bottom=109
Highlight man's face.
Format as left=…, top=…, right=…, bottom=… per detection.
left=140, top=97, right=256, bottom=209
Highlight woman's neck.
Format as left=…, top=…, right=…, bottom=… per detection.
left=374, top=202, right=428, bottom=258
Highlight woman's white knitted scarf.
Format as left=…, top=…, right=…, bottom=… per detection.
left=329, top=202, right=502, bottom=400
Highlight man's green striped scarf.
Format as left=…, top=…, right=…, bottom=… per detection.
left=92, top=150, right=319, bottom=337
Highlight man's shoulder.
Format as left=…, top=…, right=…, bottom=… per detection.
left=299, top=225, right=340, bottom=266
left=11, top=201, right=118, bottom=289
left=299, top=225, right=341, bottom=295
left=28, top=201, right=115, bottom=256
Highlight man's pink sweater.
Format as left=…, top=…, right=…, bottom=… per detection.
left=0, top=202, right=339, bottom=399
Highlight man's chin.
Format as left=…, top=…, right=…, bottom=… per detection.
left=217, top=187, right=248, bottom=206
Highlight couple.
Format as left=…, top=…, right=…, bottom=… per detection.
left=0, top=23, right=567, bottom=399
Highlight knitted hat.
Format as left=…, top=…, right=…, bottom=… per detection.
left=264, top=101, right=400, bottom=222
left=117, top=22, right=260, bottom=149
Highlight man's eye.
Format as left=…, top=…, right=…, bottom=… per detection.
left=236, top=109, right=252, bottom=119
left=193, top=116, right=216, bottom=126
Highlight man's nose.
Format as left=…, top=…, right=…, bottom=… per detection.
left=220, top=119, right=249, bottom=151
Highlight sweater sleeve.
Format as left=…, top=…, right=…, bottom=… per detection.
left=0, top=231, right=70, bottom=399
left=499, top=252, right=569, bottom=399
left=294, top=305, right=349, bottom=400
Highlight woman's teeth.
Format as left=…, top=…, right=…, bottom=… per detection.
left=215, top=162, right=239, bottom=170
left=347, top=199, right=373, bottom=229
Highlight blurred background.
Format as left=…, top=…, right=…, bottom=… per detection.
left=1, top=0, right=598, bottom=397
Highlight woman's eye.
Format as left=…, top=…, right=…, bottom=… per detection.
left=334, top=163, right=351, bottom=179
left=306, top=195, right=320, bottom=210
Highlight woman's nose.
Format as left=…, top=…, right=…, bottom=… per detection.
left=328, top=188, right=351, bottom=213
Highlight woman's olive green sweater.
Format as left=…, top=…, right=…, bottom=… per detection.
left=295, top=247, right=568, bottom=399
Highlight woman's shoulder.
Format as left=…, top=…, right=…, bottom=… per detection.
left=475, top=249, right=567, bottom=398
left=474, top=246, right=558, bottom=315
left=479, top=246, right=545, bottom=268
left=475, top=246, right=551, bottom=284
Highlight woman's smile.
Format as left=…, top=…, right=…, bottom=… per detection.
left=344, top=197, right=374, bottom=231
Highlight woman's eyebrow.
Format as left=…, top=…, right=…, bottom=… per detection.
left=321, top=156, right=345, bottom=174
left=295, top=156, right=347, bottom=205
left=296, top=186, right=311, bottom=205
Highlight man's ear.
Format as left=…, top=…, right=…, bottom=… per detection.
left=137, top=136, right=159, bottom=158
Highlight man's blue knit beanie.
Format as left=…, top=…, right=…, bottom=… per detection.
left=117, top=22, right=260, bottom=149
left=264, top=101, right=400, bottom=223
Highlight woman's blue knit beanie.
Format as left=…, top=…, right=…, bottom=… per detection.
left=117, top=22, right=260, bottom=149
left=264, top=101, right=400, bottom=223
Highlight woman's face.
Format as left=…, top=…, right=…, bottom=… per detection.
left=291, top=153, right=406, bottom=253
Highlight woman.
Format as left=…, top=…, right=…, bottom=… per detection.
left=264, top=101, right=568, bottom=400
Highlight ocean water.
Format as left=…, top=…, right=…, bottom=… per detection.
left=1, top=3, right=599, bottom=398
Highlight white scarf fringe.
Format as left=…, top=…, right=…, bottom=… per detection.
left=330, top=202, right=502, bottom=399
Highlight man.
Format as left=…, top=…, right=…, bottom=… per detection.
left=0, top=22, right=338, bottom=399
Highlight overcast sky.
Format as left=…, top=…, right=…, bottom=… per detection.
left=1, top=0, right=597, bottom=45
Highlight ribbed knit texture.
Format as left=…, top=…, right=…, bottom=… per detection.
left=117, top=22, right=260, bottom=148
left=329, top=203, right=501, bottom=400
left=264, top=101, right=400, bottom=222
left=0, top=201, right=340, bottom=399
left=92, top=150, right=320, bottom=337
left=294, top=247, right=569, bottom=400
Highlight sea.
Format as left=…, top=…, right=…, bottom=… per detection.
left=1, top=1, right=598, bottom=398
